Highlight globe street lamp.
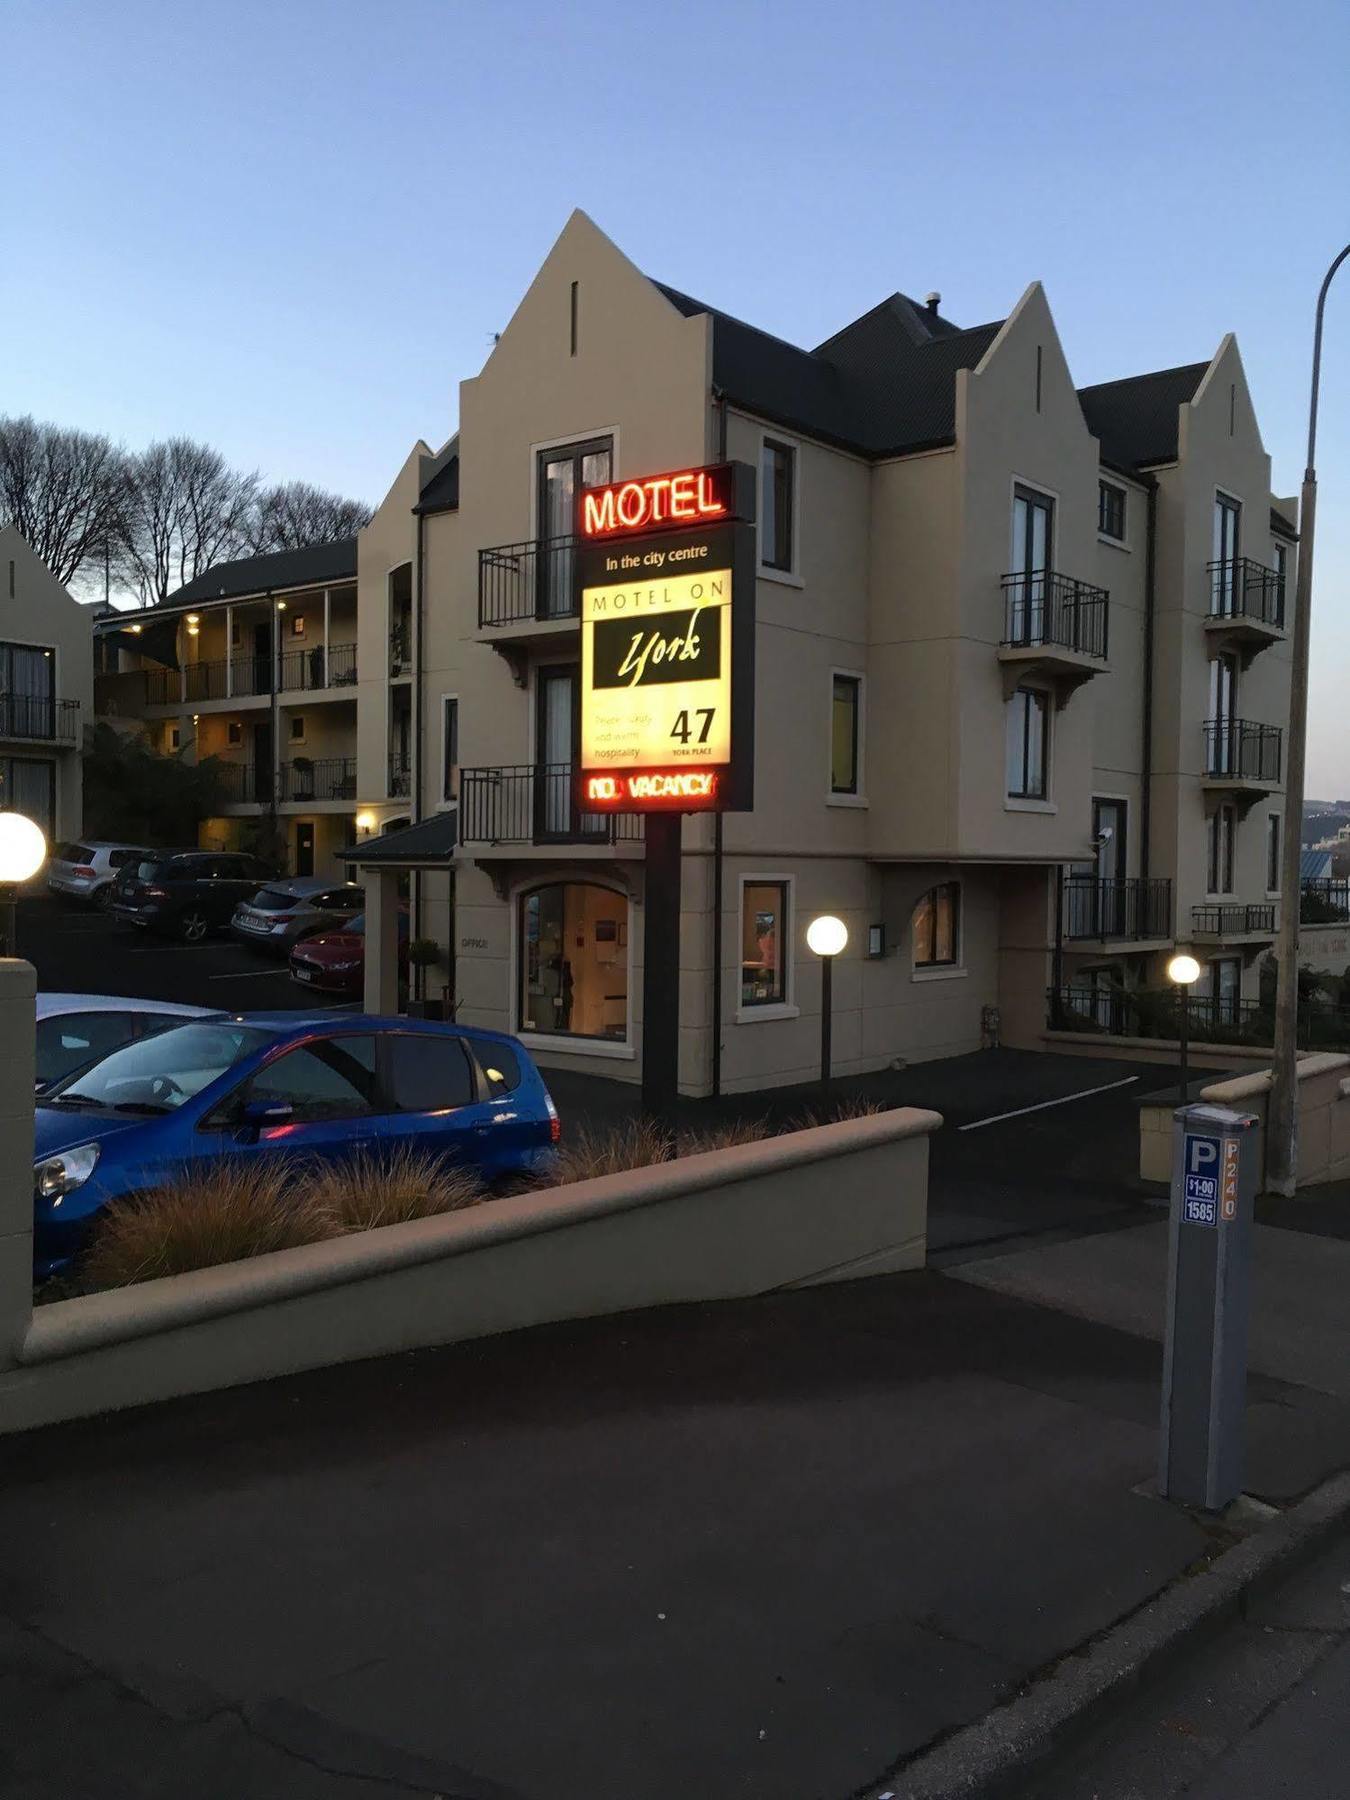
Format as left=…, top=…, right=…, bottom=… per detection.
left=0, top=813, right=48, bottom=959
left=807, top=914, right=848, bottom=1103
left=1168, top=952, right=1201, bottom=1104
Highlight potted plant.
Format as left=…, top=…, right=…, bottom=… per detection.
left=405, top=938, right=444, bottom=1018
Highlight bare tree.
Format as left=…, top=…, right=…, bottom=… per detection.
left=117, top=438, right=258, bottom=604
left=0, top=414, right=128, bottom=587
left=247, top=480, right=372, bottom=553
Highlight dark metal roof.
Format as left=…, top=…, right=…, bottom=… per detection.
left=1271, top=506, right=1299, bottom=541
left=655, top=281, right=1002, bottom=458
left=1077, top=363, right=1209, bottom=471
left=166, top=538, right=358, bottom=608
left=345, top=809, right=457, bottom=867
left=416, top=452, right=459, bottom=514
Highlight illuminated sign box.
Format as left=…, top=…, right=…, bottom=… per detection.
left=577, top=463, right=755, bottom=815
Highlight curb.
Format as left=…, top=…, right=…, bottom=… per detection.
left=873, top=1467, right=1350, bottom=1799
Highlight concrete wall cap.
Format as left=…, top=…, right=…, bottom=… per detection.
left=22, top=1105, right=943, bottom=1367
left=0, top=959, right=37, bottom=997
left=1202, top=1054, right=1350, bottom=1105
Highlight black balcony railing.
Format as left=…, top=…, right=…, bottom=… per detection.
left=1207, top=557, right=1285, bottom=628
left=146, top=657, right=272, bottom=705
left=279, top=643, right=357, bottom=692
left=280, top=757, right=357, bottom=802
left=388, top=754, right=412, bottom=799
left=479, top=537, right=581, bottom=628
left=212, top=761, right=262, bottom=804
left=389, top=624, right=412, bottom=676
left=0, top=694, right=80, bottom=744
left=1063, top=876, right=1172, bottom=941
left=1203, top=718, right=1282, bottom=782
left=1047, top=986, right=1350, bottom=1053
left=1000, top=569, right=1109, bottom=659
left=1190, top=903, right=1276, bottom=936
left=459, top=763, right=644, bottom=845
left=1301, top=878, right=1350, bottom=923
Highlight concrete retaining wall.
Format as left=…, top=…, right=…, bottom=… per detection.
left=0, top=1104, right=940, bottom=1435
left=1044, top=1029, right=1272, bottom=1070
left=1138, top=1053, right=1350, bottom=1187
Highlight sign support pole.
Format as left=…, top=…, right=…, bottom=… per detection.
left=641, top=811, right=683, bottom=1137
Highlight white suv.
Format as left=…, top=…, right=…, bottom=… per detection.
left=47, top=842, right=151, bottom=906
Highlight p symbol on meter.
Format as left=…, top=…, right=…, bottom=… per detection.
left=1182, top=1133, right=1220, bottom=1226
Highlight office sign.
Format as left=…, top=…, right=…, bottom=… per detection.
left=577, top=462, right=755, bottom=813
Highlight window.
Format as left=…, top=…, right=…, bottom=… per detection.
left=1273, top=540, right=1289, bottom=624
left=289, top=715, right=305, bottom=743
left=470, top=1039, right=521, bottom=1096
left=1213, top=492, right=1242, bottom=614
left=231, top=618, right=242, bottom=648
left=35, top=1011, right=139, bottom=1089
left=227, top=720, right=242, bottom=746
left=912, top=883, right=960, bottom=968
left=62, top=1021, right=270, bottom=1113
left=741, top=880, right=789, bottom=1008
left=1200, top=958, right=1241, bottom=1028
left=519, top=883, right=628, bottom=1040
left=1266, top=812, right=1281, bottom=894
left=1005, top=687, right=1049, bottom=799
left=1208, top=804, right=1236, bottom=895
left=442, top=696, right=459, bottom=805
left=830, top=674, right=861, bottom=795
left=1098, top=480, right=1126, bottom=541
left=168, top=725, right=181, bottom=751
left=246, top=1036, right=378, bottom=1123
left=0, top=641, right=56, bottom=737
left=386, top=1033, right=474, bottom=1112
left=0, top=757, right=56, bottom=837
left=760, top=439, right=795, bottom=573
left=291, top=614, right=305, bottom=638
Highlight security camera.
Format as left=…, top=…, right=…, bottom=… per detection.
left=1092, top=825, right=1114, bottom=847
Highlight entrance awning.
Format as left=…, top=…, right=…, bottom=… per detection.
left=344, top=808, right=457, bottom=869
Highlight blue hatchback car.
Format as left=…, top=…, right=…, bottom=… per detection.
left=33, top=1014, right=560, bottom=1278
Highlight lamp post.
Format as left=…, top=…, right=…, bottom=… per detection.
left=0, top=813, right=49, bottom=959
left=807, top=914, right=848, bottom=1105
left=1168, top=952, right=1201, bottom=1103
left=1269, top=243, right=1350, bottom=1197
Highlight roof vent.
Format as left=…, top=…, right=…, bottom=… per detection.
left=925, top=291, right=942, bottom=315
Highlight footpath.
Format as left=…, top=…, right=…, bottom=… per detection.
left=2, top=1193, right=1349, bottom=1800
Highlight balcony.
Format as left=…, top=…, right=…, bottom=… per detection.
left=0, top=694, right=80, bottom=746
left=1206, top=558, right=1286, bottom=657
left=389, top=625, right=412, bottom=678
left=279, top=643, right=357, bottom=693
left=1301, top=879, right=1350, bottom=923
left=146, top=658, right=271, bottom=706
left=388, top=754, right=412, bottom=800
left=279, top=757, right=357, bottom=803
left=997, top=570, right=1109, bottom=699
left=213, top=761, right=265, bottom=805
left=1063, top=876, right=1172, bottom=945
left=459, top=763, right=643, bottom=851
left=1048, top=984, right=1350, bottom=1052
left=1190, top=902, right=1276, bottom=942
left=478, top=537, right=580, bottom=643
left=1202, top=719, right=1281, bottom=801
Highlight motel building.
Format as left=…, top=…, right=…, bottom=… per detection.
left=349, top=210, right=1297, bottom=1094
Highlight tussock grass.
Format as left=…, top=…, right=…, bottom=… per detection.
left=548, top=1114, right=770, bottom=1185
left=308, top=1147, right=486, bottom=1233
left=84, top=1160, right=328, bottom=1290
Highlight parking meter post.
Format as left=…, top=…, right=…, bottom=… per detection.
left=1158, top=1102, right=1261, bottom=1511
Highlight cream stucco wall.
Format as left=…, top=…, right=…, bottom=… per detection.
left=0, top=526, right=93, bottom=846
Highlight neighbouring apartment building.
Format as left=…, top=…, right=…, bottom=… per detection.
left=94, top=538, right=416, bottom=876
left=344, top=212, right=1296, bottom=1093
left=0, top=525, right=92, bottom=847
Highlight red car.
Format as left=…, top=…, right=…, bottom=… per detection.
left=289, top=909, right=409, bottom=996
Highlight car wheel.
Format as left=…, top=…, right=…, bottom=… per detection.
left=179, top=909, right=209, bottom=944
left=95, top=884, right=115, bottom=911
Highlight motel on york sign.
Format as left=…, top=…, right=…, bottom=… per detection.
left=576, top=461, right=756, bottom=815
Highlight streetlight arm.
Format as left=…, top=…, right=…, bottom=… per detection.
left=1306, top=244, right=1350, bottom=476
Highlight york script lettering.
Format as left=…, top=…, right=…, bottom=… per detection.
left=616, top=609, right=705, bottom=687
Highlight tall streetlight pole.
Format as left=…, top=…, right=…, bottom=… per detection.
left=1268, top=243, right=1350, bottom=1196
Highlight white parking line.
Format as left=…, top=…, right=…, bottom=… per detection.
left=207, top=970, right=288, bottom=981
left=958, top=1075, right=1139, bottom=1132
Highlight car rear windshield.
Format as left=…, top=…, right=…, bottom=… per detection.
left=134, top=859, right=166, bottom=881
left=60, top=844, right=96, bottom=863
left=253, top=889, right=300, bottom=912
left=52, top=1022, right=272, bottom=1113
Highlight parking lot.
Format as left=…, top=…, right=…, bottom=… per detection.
left=18, top=893, right=345, bottom=1015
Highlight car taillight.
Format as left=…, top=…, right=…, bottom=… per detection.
left=545, top=1093, right=561, bottom=1144
left=143, top=885, right=167, bottom=899
left=72, top=865, right=96, bottom=878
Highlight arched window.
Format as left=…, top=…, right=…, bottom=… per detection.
left=519, top=883, right=628, bottom=1041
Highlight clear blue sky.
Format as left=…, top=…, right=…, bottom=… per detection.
left=5, top=0, right=1350, bottom=790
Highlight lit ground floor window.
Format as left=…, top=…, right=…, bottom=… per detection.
left=0, top=755, right=55, bottom=839
left=519, top=881, right=628, bottom=1041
